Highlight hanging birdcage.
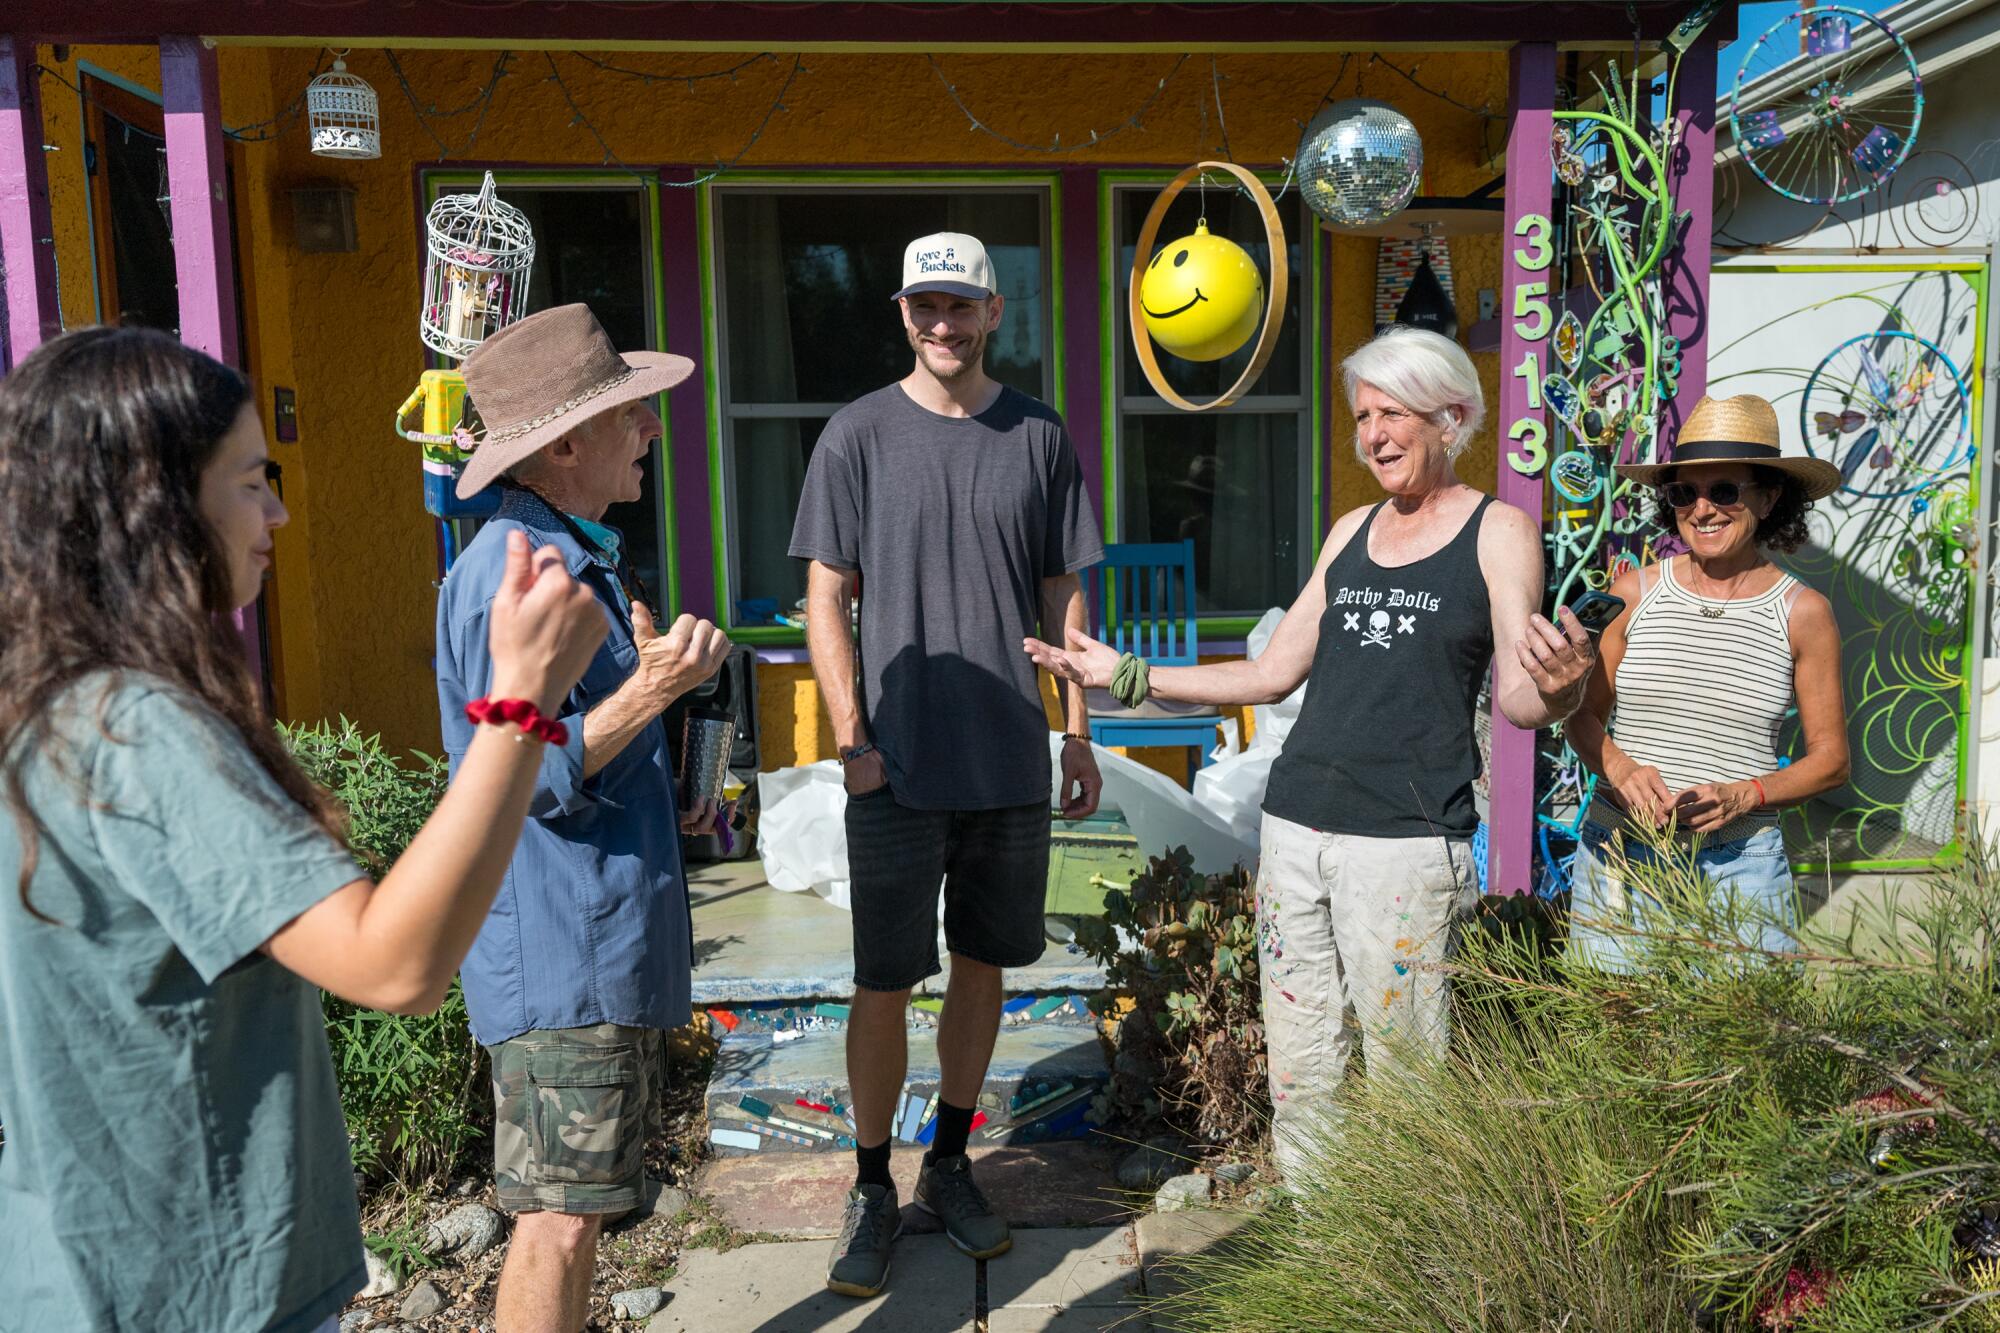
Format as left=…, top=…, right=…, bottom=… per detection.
left=419, top=172, right=536, bottom=361
left=306, top=52, right=381, bottom=160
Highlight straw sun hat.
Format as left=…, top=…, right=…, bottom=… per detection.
left=1615, top=394, right=1844, bottom=502
left=455, top=303, right=694, bottom=499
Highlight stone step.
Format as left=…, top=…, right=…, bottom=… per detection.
left=704, top=1011, right=1110, bottom=1156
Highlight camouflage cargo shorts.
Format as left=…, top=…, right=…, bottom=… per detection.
left=488, top=1022, right=665, bottom=1214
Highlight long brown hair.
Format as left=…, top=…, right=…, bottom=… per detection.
left=0, top=327, right=345, bottom=921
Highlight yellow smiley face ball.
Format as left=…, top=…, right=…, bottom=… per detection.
left=1140, top=221, right=1265, bottom=362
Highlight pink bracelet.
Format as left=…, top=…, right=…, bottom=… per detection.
left=465, top=697, right=568, bottom=746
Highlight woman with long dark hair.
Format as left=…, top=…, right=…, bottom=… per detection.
left=0, top=327, right=607, bottom=1331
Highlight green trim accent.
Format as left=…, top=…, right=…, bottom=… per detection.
left=1049, top=183, right=1066, bottom=418
left=1098, top=171, right=1118, bottom=542
left=1791, top=858, right=1954, bottom=875
left=1716, top=260, right=1987, bottom=275
left=705, top=170, right=1060, bottom=187
left=77, top=61, right=161, bottom=106
left=697, top=183, right=729, bottom=628
left=730, top=625, right=808, bottom=647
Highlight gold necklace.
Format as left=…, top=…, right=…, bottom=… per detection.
left=1687, top=558, right=1758, bottom=618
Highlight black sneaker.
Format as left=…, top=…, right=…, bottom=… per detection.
left=825, top=1183, right=902, bottom=1297
left=914, top=1153, right=1012, bottom=1259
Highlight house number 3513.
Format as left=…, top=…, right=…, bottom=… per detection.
left=1506, top=212, right=1554, bottom=477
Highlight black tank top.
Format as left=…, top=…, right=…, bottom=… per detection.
left=1265, top=496, right=1495, bottom=839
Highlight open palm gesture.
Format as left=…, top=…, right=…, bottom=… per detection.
left=1023, top=627, right=1120, bottom=690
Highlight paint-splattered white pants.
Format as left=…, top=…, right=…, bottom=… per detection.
left=1256, top=811, right=1479, bottom=1181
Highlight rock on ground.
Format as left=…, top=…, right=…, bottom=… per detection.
left=643, top=1179, right=691, bottom=1221
left=1155, top=1171, right=1214, bottom=1212
left=424, top=1203, right=507, bottom=1261
left=338, top=1312, right=369, bottom=1333
left=610, top=1286, right=667, bottom=1320
left=1215, top=1161, right=1255, bottom=1185
left=1115, top=1137, right=1186, bottom=1191
left=360, top=1250, right=401, bottom=1299
left=399, top=1277, right=447, bottom=1321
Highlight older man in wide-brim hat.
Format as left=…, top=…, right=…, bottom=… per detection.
left=435, top=304, right=733, bottom=1330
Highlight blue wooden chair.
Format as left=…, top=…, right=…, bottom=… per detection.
left=1080, top=539, right=1222, bottom=785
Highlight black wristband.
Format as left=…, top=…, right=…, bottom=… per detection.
left=839, top=742, right=877, bottom=764
left=1061, top=732, right=1091, bottom=745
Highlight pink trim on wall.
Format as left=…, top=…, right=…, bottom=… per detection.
left=1488, top=40, right=1557, bottom=897
left=0, top=35, right=61, bottom=369
left=1662, top=30, right=1719, bottom=447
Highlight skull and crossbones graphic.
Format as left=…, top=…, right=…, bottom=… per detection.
left=1359, top=610, right=1393, bottom=648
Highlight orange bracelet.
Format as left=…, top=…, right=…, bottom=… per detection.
left=1750, top=777, right=1768, bottom=809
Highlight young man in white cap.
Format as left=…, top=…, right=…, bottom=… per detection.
left=791, top=233, right=1105, bottom=1296
left=435, top=304, right=733, bottom=1331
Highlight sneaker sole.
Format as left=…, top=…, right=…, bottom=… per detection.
left=913, top=1196, right=1013, bottom=1260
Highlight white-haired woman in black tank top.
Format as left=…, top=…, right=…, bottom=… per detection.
left=1566, top=394, right=1849, bottom=972
left=1025, top=327, right=1597, bottom=1182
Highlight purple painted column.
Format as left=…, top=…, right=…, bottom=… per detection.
left=1662, top=30, right=1719, bottom=440
left=1489, top=40, right=1558, bottom=898
left=659, top=169, right=714, bottom=621
left=160, top=35, right=261, bottom=683
left=1059, top=167, right=1104, bottom=515
left=1, top=35, right=61, bottom=369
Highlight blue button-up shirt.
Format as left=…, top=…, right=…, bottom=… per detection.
left=435, top=486, right=692, bottom=1046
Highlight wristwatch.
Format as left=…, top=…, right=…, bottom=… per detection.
left=838, top=742, right=877, bottom=764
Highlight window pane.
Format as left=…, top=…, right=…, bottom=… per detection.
left=477, top=185, right=670, bottom=607
left=730, top=416, right=832, bottom=621
left=101, top=113, right=177, bottom=332
left=1118, top=185, right=1304, bottom=400
left=1120, top=411, right=1303, bottom=616
left=718, top=190, right=1046, bottom=404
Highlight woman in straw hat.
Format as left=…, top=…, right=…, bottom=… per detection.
left=1565, top=393, right=1851, bottom=970
left=0, top=327, right=607, bottom=1332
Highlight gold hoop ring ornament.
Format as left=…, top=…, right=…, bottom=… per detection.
left=1128, top=161, right=1289, bottom=412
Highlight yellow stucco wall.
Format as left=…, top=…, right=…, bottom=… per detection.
left=36, top=43, right=1505, bottom=768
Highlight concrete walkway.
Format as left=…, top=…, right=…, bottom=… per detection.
left=645, top=1144, right=1249, bottom=1332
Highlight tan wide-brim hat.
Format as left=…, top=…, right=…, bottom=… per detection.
left=1615, top=394, right=1844, bottom=502
left=455, top=303, right=694, bottom=499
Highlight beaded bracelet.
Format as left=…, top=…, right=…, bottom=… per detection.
left=465, top=696, right=568, bottom=746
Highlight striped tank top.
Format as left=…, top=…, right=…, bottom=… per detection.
left=1587, top=558, right=1798, bottom=841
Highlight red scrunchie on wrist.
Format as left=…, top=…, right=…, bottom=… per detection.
left=465, top=696, right=568, bottom=746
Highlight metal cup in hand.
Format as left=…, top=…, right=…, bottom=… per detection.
left=678, top=708, right=736, bottom=812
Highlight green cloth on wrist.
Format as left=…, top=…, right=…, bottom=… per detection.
left=1109, top=652, right=1150, bottom=709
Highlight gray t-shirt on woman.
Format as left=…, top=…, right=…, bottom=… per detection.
left=0, top=677, right=366, bottom=1332
left=790, top=383, right=1104, bottom=810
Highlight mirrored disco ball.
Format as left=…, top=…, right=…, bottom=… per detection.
left=1298, top=98, right=1424, bottom=228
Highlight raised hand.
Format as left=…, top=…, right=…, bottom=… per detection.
left=1023, top=626, right=1121, bottom=690
left=486, top=529, right=608, bottom=712
left=630, top=601, right=733, bottom=715
left=1515, top=607, right=1595, bottom=712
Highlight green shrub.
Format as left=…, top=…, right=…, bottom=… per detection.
left=281, top=719, right=489, bottom=1191
left=1074, top=848, right=1267, bottom=1146
left=1162, top=822, right=2000, bottom=1331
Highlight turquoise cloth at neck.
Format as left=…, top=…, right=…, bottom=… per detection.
left=569, top=514, right=622, bottom=568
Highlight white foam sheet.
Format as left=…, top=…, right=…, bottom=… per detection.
left=753, top=730, right=1265, bottom=910
left=1191, top=607, right=1307, bottom=853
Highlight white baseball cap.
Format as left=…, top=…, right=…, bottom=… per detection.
left=891, top=232, right=997, bottom=301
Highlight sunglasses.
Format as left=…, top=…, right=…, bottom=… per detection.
left=1661, top=479, right=1756, bottom=509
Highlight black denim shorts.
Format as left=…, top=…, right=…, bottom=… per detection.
left=843, top=790, right=1052, bottom=991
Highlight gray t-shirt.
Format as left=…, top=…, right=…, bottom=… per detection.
left=790, top=383, right=1104, bottom=809
left=0, top=677, right=367, bottom=1333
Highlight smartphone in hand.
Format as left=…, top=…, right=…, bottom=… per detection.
left=1568, top=590, right=1627, bottom=634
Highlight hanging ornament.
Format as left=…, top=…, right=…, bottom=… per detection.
left=1296, top=99, right=1423, bottom=229
left=1127, top=161, right=1288, bottom=412
left=1553, top=310, right=1583, bottom=371
left=419, top=171, right=536, bottom=361
left=1393, top=252, right=1457, bottom=339
left=307, top=51, right=382, bottom=160
left=1139, top=220, right=1266, bottom=362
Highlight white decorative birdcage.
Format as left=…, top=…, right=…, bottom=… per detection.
left=306, top=53, right=381, bottom=160
left=419, top=172, right=536, bottom=361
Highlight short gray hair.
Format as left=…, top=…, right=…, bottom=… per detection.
left=1341, top=327, right=1485, bottom=461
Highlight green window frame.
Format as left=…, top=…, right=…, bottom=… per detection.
left=422, top=170, right=680, bottom=614
left=1099, top=170, right=1324, bottom=639
left=699, top=171, right=1065, bottom=646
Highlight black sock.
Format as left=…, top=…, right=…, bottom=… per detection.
left=855, top=1137, right=894, bottom=1191
left=925, top=1100, right=976, bottom=1163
